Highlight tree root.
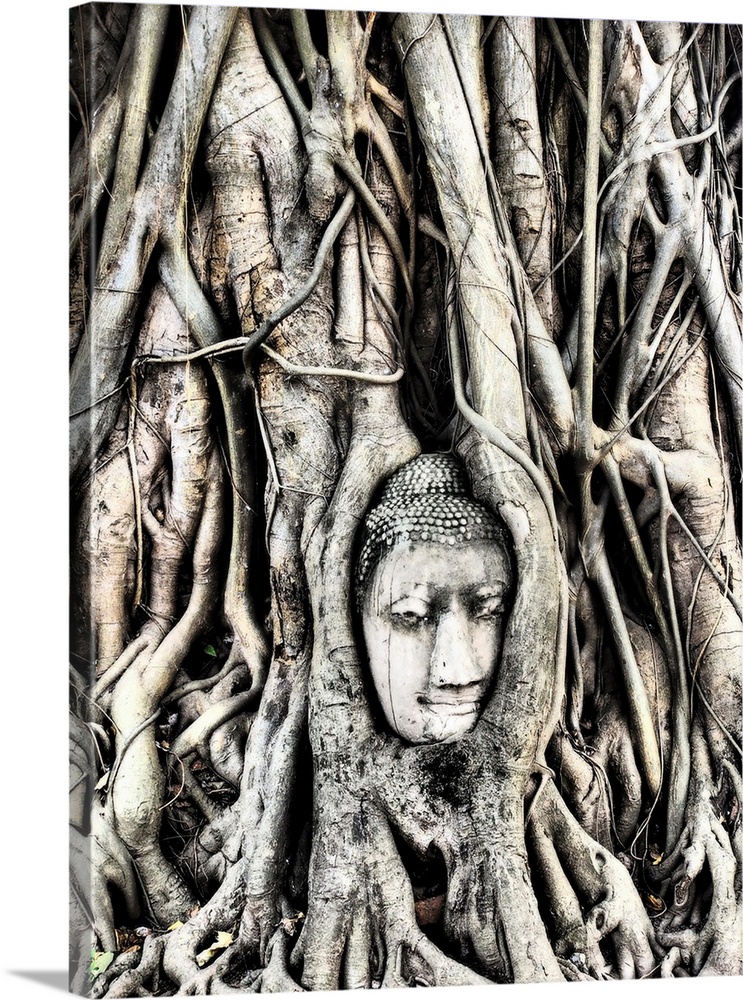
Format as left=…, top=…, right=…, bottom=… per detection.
left=551, top=606, right=672, bottom=851
left=255, top=926, right=304, bottom=992
left=170, top=656, right=256, bottom=789
left=296, top=792, right=493, bottom=989
left=161, top=859, right=248, bottom=991
left=70, top=4, right=239, bottom=480
left=106, top=450, right=225, bottom=926
left=530, top=779, right=662, bottom=978
left=650, top=725, right=742, bottom=976
left=95, top=934, right=166, bottom=998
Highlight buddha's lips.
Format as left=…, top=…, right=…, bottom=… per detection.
left=418, top=697, right=480, bottom=715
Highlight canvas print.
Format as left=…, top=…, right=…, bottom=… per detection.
left=69, top=3, right=743, bottom=994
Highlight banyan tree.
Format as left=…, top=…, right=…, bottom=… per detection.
left=69, top=4, right=742, bottom=993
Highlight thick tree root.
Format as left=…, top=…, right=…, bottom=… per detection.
left=94, top=935, right=166, bottom=999
left=255, top=927, right=304, bottom=993
left=530, top=780, right=662, bottom=978
left=650, top=726, right=742, bottom=976
left=296, top=791, right=493, bottom=990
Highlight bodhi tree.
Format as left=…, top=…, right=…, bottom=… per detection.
left=69, top=3, right=742, bottom=993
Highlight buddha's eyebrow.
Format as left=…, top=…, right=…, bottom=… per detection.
left=389, top=585, right=433, bottom=602
left=464, top=582, right=507, bottom=599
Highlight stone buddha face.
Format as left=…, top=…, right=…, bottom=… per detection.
left=356, top=454, right=513, bottom=745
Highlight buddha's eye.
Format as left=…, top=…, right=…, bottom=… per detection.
left=392, top=610, right=430, bottom=627
left=390, top=602, right=431, bottom=628
left=473, top=598, right=503, bottom=620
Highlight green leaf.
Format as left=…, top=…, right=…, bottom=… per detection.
left=90, top=951, right=115, bottom=979
left=204, top=644, right=217, bottom=657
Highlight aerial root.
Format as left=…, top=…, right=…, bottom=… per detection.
left=530, top=779, right=661, bottom=978
left=653, top=798, right=741, bottom=975
left=93, top=631, right=159, bottom=703
left=646, top=720, right=741, bottom=976
left=104, top=450, right=225, bottom=924
left=171, top=689, right=259, bottom=764
left=547, top=728, right=613, bottom=848
left=256, top=927, right=304, bottom=992
left=527, top=815, right=592, bottom=961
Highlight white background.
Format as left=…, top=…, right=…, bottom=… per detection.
left=0, top=1, right=739, bottom=998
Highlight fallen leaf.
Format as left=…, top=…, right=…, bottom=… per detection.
left=280, top=912, right=305, bottom=936
left=196, top=930, right=234, bottom=968
left=115, top=928, right=143, bottom=951
left=167, top=920, right=185, bottom=931
left=90, top=951, right=115, bottom=979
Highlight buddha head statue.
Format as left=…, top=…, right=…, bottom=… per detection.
left=355, top=453, right=514, bottom=745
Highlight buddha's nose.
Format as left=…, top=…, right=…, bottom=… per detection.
left=430, top=610, right=482, bottom=687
